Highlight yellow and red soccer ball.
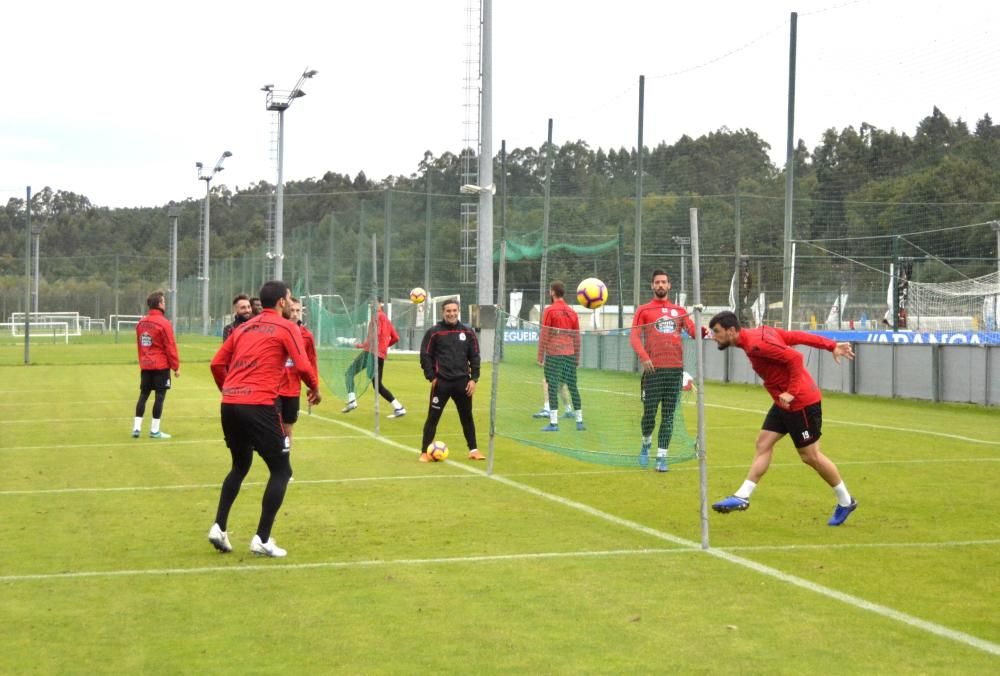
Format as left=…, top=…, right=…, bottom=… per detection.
left=576, top=277, right=608, bottom=310
left=410, top=287, right=427, bottom=304
left=426, top=440, right=449, bottom=461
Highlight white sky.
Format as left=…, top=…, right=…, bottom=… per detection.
left=1, top=0, right=998, bottom=208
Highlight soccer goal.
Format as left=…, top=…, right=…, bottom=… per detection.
left=9, top=312, right=82, bottom=338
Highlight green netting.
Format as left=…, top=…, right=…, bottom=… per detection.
left=495, top=235, right=620, bottom=263
left=493, top=310, right=698, bottom=468
left=302, top=293, right=375, bottom=400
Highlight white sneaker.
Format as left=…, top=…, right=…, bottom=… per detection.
left=208, top=523, right=232, bottom=553
left=392, top=407, right=406, bottom=417
left=149, top=431, right=171, bottom=439
left=250, top=534, right=287, bottom=558
left=342, top=400, right=358, bottom=413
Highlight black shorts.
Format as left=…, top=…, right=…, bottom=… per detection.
left=140, top=369, right=171, bottom=391
left=762, top=402, right=823, bottom=448
left=221, top=403, right=289, bottom=460
left=278, top=395, right=300, bottom=424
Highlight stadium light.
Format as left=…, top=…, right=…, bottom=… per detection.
left=263, top=67, right=318, bottom=279
left=196, top=150, right=232, bottom=335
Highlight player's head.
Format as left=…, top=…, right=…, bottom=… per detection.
left=441, top=298, right=460, bottom=325
left=147, top=290, right=166, bottom=310
left=549, top=280, right=565, bottom=299
left=250, top=297, right=263, bottom=315
left=650, top=269, right=670, bottom=298
left=288, top=296, right=303, bottom=324
left=259, top=281, right=290, bottom=312
left=232, top=294, right=252, bottom=321
left=708, top=310, right=741, bottom=350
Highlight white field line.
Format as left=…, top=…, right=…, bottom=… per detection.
left=0, top=548, right=689, bottom=582
left=2, top=410, right=999, bottom=654
left=305, top=414, right=1000, bottom=657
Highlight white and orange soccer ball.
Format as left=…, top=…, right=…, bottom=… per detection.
left=576, top=277, right=608, bottom=310
left=426, top=440, right=449, bottom=461
left=409, top=287, right=427, bottom=304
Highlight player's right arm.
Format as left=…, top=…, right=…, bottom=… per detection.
left=420, top=328, right=436, bottom=381
left=210, top=336, right=235, bottom=390
left=282, top=324, right=321, bottom=405
left=629, top=306, right=653, bottom=370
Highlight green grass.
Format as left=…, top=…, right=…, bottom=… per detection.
left=1, top=335, right=998, bottom=673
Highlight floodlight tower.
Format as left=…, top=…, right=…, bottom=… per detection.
left=262, top=67, right=318, bottom=280
left=196, top=150, right=232, bottom=335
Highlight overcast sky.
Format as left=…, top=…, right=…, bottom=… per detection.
left=2, top=0, right=998, bottom=208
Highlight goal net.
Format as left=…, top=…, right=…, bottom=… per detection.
left=492, top=309, right=698, bottom=468
left=303, top=294, right=375, bottom=401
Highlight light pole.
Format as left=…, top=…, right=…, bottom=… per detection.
left=197, top=151, right=232, bottom=335
left=31, top=220, right=47, bottom=314
left=167, top=204, right=182, bottom=326
left=262, top=67, right=318, bottom=280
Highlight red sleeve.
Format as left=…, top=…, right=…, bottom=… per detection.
left=681, top=311, right=696, bottom=339
left=165, top=321, right=180, bottom=371
left=750, top=331, right=815, bottom=400
left=571, top=309, right=581, bottom=357
left=537, top=306, right=549, bottom=361
left=305, top=330, right=318, bottom=371
left=210, top=336, right=234, bottom=390
left=775, top=329, right=837, bottom=352
left=382, top=314, right=399, bottom=349
left=629, top=307, right=649, bottom=362
left=284, top=324, right=318, bottom=391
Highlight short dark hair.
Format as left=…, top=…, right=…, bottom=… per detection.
left=651, top=269, right=669, bottom=282
left=441, top=298, right=460, bottom=311
left=147, top=290, right=165, bottom=310
left=709, top=310, right=740, bottom=331
left=232, top=293, right=250, bottom=306
left=550, top=280, right=565, bottom=298
left=258, top=281, right=289, bottom=309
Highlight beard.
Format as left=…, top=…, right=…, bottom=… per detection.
left=654, top=288, right=668, bottom=299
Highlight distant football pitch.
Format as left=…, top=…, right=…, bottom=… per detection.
left=1, top=335, right=998, bottom=672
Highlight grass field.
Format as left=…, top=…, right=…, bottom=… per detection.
left=1, top=334, right=998, bottom=673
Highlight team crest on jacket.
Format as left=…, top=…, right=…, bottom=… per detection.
left=459, top=333, right=466, bottom=341
left=140, top=332, right=153, bottom=347
left=654, top=317, right=676, bottom=333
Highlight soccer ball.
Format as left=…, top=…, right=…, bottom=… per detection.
left=576, top=277, right=608, bottom=309
left=426, top=440, right=449, bottom=461
left=410, top=287, right=427, bottom=304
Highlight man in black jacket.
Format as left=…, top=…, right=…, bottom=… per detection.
left=419, top=298, right=484, bottom=462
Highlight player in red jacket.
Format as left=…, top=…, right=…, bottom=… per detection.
left=342, top=298, right=406, bottom=417
left=277, top=297, right=319, bottom=444
left=207, top=281, right=322, bottom=557
left=132, top=290, right=180, bottom=439
left=537, top=280, right=584, bottom=431
left=630, top=270, right=695, bottom=471
left=708, top=310, right=858, bottom=526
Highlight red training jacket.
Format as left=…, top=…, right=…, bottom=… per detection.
left=737, top=326, right=836, bottom=411
left=630, top=298, right=695, bottom=368
left=135, top=308, right=179, bottom=371
left=210, top=308, right=318, bottom=405
left=356, top=308, right=399, bottom=359
left=278, top=324, right=319, bottom=397
left=537, top=298, right=581, bottom=362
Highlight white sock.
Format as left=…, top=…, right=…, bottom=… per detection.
left=832, top=481, right=852, bottom=507
left=549, top=410, right=558, bottom=425
left=575, top=409, right=583, bottom=423
left=657, top=448, right=667, bottom=459
left=151, top=418, right=161, bottom=434
left=542, top=400, right=550, bottom=412
left=347, top=392, right=357, bottom=403
left=391, top=399, right=402, bottom=409
left=734, top=480, right=757, bottom=500
left=643, top=435, right=652, bottom=444
left=133, top=417, right=143, bottom=432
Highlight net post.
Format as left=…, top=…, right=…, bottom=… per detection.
left=689, top=207, right=710, bottom=550
left=371, top=233, right=380, bottom=437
